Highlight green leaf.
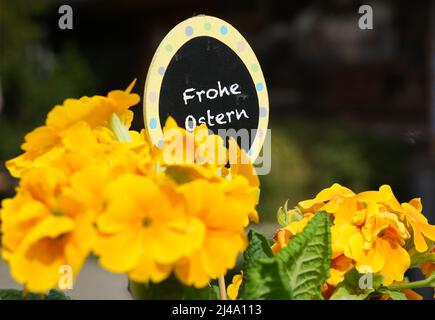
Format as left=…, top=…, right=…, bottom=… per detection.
left=376, top=288, right=407, bottom=300
left=239, top=230, right=291, bottom=299
left=329, top=286, right=373, bottom=300
left=241, top=258, right=292, bottom=299
left=243, top=230, right=274, bottom=267
left=240, top=212, right=331, bottom=300
left=410, top=251, right=435, bottom=268
left=0, top=289, right=28, bottom=300
left=276, top=211, right=331, bottom=299
left=330, top=268, right=383, bottom=300
left=341, top=268, right=383, bottom=291
left=0, top=289, right=70, bottom=300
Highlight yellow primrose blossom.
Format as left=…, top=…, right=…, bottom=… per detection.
left=6, top=82, right=140, bottom=177
left=175, top=180, right=247, bottom=288
left=157, top=118, right=260, bottom=225
left=0, top=167, right=95, bottom=292
left=348, top=233, right=410, bottom=285
left=221, top=138, right=260, bottom=224
left=271, top=229, right=291, bottom=254
left=272, top=183, right=435, bottom=288
left=157, top=117, right=227, bottom=175
left=402, top=198, right=435, bottom=253
left=1, top=82, right=260, bottom=295
left=271, top=214, right=312, bottom=254
left=94, top=174, right=205, bottom=283
left=227, top=273, right=243, bottom=300
left=298, top=183, right=355, bottom=215
left=358, top=185, right=435, bottom=252
left=327, top=255, right=355, bottom=286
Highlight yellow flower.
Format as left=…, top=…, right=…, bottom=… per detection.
left=158, top=118, right=260, bottom=225
left=1, top=167, right=68, bottom=258
left=158, top=117, right=227, bottom=171
left=331, top=223, right=360, bottom=259
left=273, top=183, right=432, bottom=287
left=94, top=174, right=205, bottom=283
left=298, top=183, right=355, bottom=214
left=338, top=195, right=410, bottom=285
left=357, top=185, right=404, bottom=214
left=98, top=129, right=153, bottom=179
left=271, top=212, right=313, bottom=254
left=220, top=175, right=260, bottom=225
left=402, top=198, right=435, bottom=253
left=1, top=167, right=94, bottom=292
left=222, top=138, right=260, bottom=224
left=6, top=82, right=140, bottom=177
left=348, top=232, right=410, bottom=285
left=271, top=229, right=291, bottom=254
left=358, top=185, right=435, bottom=253
left=227, top=273, right=243, bottom=300
left=175, top=180, right=247, bottom=288
left=327, top=255, right=354, bottom=286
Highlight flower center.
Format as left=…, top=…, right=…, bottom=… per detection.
left=53, top=208, right=65, bottom=216
left=142, top=217, right=152, bottom=228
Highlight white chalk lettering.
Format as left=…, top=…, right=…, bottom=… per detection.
left=230, top=83, right=241, bottom=94
left=183, top=88, right=195, bottom=105
left=184, top=108, right=249, bottom=131
left=182, top=81, right=241, bottom=105
left=206, top=88, right=218, bottom=100
left=185, top=115, right=196, bottom=131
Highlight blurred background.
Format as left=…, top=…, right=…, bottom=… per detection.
left=1, top=0, right=434, bottom=299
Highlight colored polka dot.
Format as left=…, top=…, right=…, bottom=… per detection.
left=149, top=91, right=157, bottom=102
left=158, top=66, right=165, bottom=75
left=165, top=44, right=172, bottom=52
left=185, top=26, right=193, bottom=36
left=204, top=22, right=211, bottom=30
left=256, top=83, right=264, bottom=91
left=149, top=118, right=157, bottom=129
left=157, top=140, right=164, bottom=148
left=220, top=25, right=228, bottom=35
left=259, top=107, right=267, bottom=117
left=251, top=64, right=259, bottom=72
left=237, top=41, right=245, bottom=52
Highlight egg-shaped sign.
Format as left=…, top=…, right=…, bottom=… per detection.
left=144, top=15, right=268, bottom=161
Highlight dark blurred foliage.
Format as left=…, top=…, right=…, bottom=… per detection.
left=0, top=0, right=97, bottom=161
left=258, top=117, right=413, bottom=218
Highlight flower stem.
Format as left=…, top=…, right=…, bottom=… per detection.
left=387, top=272, right=435, bottom=291
left=218, top=276, right=227, bottom=300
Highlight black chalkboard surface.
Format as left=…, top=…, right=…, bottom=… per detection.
left=159, top=36, right=259, bottom=143
left=144, top=16, right=268, bottom=159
